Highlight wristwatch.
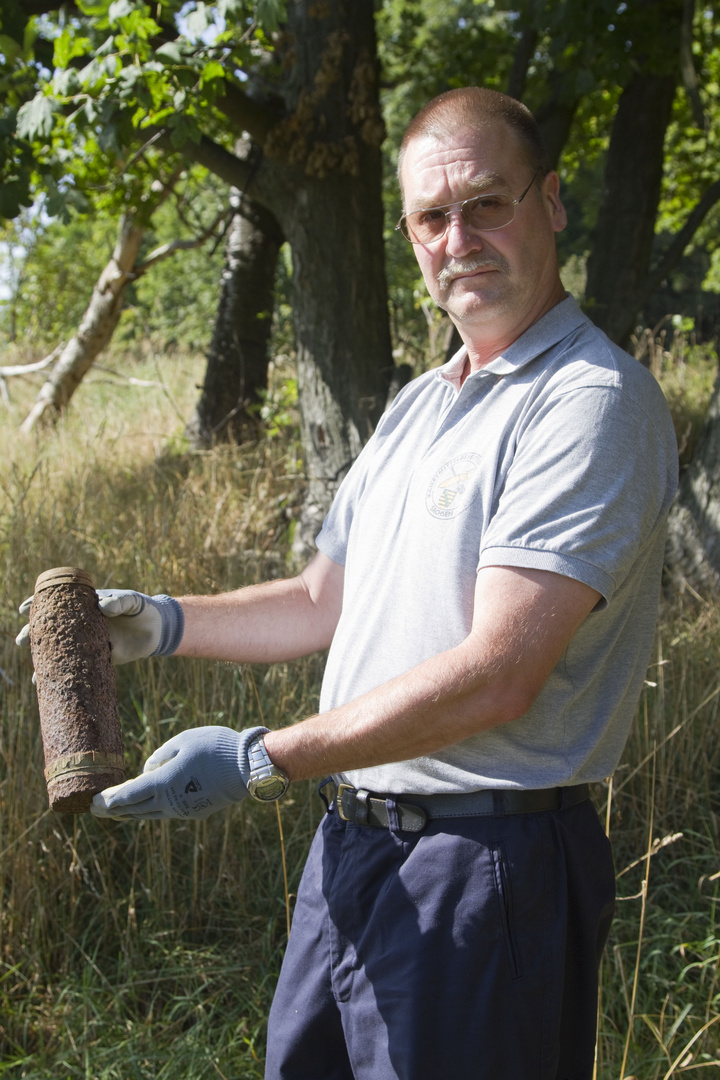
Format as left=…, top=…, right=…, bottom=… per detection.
left=246, top=734, right=290, bottom=802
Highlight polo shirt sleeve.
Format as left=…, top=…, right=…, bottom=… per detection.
left=477, top=382, right=677, bottom=605
left=315, top=428, right=380, bottom=567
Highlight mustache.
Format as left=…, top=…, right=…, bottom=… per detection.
left=437, top=255, right=507, bottom=290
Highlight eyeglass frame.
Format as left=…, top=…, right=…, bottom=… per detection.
left=395, top=166, right=542, bottom=245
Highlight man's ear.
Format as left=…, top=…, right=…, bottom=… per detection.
left=543, top=171, right=567, bottom=234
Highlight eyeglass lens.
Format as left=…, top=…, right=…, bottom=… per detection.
left=402, top=193, right=515, bottom=244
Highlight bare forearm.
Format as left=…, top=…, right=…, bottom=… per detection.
left=175, top=553, right=344, bottom=664
left=264, top=639, right=523, bottom=781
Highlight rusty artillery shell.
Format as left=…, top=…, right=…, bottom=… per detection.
left=29, top=567, right=126, bottom=814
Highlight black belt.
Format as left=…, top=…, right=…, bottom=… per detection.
left=327, top=781, right=590, bottom=834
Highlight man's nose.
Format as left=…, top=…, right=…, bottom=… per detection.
left=444, top=210, right=483, bottom=258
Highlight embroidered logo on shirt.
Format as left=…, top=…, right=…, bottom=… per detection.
left=426, top=453, right=482, bottom=519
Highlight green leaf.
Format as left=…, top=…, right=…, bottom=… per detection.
left=169, top=114, right=200, bottom=146
left=0, top=34, right=21, bottom=64
left=97, top=120, right=120, bottom=152
left=96, top=35, right=116, bottom=56
left=200, top=60, right=225, bottom=86
left=78, top=55, right=111, bottom=88
left=54, top=27, right=92, bottom=68
left=16, top=94, right=56, bottom=140
left=108, top=0, right=135, bottom=23
left=45, top=187, right=71, bottom=221
left=185, top=3, right=211, bottom=39
left=53, top=68, right=81, bottom=96
left=155, top=41, right=184, bottom=63
left=0, top=179, right=33, bottom=221
left=217, top=0, right=248, bottom=17
left=255, top=0, right=286, bottom=33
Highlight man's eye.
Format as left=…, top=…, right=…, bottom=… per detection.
left=418, top=208, right=447, bottom=225
left=469, top=195, right=505, bottom=211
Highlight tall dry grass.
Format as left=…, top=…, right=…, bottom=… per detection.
left=0, top=342, right=718, bottom=1077
left=0, top=350, right=322, bottom=1078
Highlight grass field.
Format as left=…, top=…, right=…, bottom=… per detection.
left=1, top=342, right=719, bottom=1078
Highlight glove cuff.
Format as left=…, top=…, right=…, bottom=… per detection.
left=149, top=595, right=184, bottom=656
left=214, top=725, right=269, bottom=802
left=237, top=726, right=270, bottom=786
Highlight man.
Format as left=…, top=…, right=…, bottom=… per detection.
left=19, top=88, right=678, bottom=1078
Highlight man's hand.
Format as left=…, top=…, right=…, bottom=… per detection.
left=16, top=588, right=185, bottom=665
left=91, top=725, right=269, bottom=820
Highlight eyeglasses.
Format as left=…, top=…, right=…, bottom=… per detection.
left=396, top=168, right=540, bottom=245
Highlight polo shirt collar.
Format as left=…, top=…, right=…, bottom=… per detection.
left=438, top=295, right=588, bottom=386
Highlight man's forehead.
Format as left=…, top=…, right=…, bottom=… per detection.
left=400, top=124, right=525, bottom=203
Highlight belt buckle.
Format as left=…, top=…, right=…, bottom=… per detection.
left=337, top=783, right=355, bottom=822
left=337, top=785, right=373, bottom=826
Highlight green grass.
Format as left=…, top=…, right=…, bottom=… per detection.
left=0, top=340, right=720, bottom=1077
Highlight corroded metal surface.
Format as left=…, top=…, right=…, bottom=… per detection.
left=29, top=567, right=125, bottom=813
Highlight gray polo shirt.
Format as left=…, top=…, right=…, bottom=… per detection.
left=316, top=296, right=678, bottom=794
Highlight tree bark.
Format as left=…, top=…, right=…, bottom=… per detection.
left=186, top=186, right=284, bottom=447
left=584, top=0, right=684, bottom=347
left=667, top=371, right=720, bottom=594
left=19, top=214, right=145, bottom=433
left=584, top=71, right=677, bottom=347
left=256, top=0, right=393, bottom=555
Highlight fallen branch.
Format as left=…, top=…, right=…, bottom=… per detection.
left=18, top=189, right=228, bottom=433
left=0, top=344, right=62, bottom=377
left=92, top=364, right=166, bottom=389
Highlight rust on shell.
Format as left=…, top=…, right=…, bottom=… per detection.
left=29, top=567, right=126, bottom=814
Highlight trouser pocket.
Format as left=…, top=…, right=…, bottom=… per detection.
left=491, top=841, right=522, bottom=980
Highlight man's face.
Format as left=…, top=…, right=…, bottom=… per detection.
left=400, top=122, right=567, bottom=346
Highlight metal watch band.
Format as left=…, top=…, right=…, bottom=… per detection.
left=246, top=734, right=290, bottom=802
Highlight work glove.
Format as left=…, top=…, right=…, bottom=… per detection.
left=91, top=725, right=269, bottom=821
left=16, top=588, right=184, bottom=665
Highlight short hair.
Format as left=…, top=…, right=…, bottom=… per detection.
left=398, top=87, right=550, bottom=197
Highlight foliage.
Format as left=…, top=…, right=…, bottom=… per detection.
left=656, top=6, right=720, bottom=298
left=379, top=0, right=720, bottom=360
left=2, top=0, right=720, bottom=379
left=126, top=177, right=229, bottom=351
left=0, top=211, right=118, bottom=344
left=0, top=0, right=284, bottom=224
left=0, top=169, right=232, bottom=352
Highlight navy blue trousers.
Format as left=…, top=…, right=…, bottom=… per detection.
left=266, top=797, right=615, bottom=1080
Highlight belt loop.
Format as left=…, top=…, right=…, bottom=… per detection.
left=385, top=797, right=401, bottom=836
left=317, top=777, right=336, bottom=815
left=355, top=789, right=370, bottom=827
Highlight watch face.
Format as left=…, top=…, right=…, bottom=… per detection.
left=253, top=774, right=288, bottom=801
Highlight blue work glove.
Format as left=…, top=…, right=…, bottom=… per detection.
left=16, top=588, right=184, bottom=665
left=90, top=725, right=269, bottom=820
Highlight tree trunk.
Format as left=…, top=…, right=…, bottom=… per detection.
left=256, top=0, right=393, bottom=556
left=584, top=0, right=683, bottom=347
left=667, top=370, right=720, bottom=594
left=186, top=186, right=284, bottom=448
left=178, top=1, right=395, bottom=555
left=19, top=214, right=145, bottom=433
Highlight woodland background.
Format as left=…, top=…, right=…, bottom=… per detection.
left=1, top=1, right=720, bottom=1077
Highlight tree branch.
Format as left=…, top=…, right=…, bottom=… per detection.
left=506, top=0, right=542, bottom=102
left=149, top=129, right=260, bottom=195
left=635, top=177, right=720, bottom=312
left=680, top=0, right=707, bottom=131
left=134, top=206, right=231, bottom=276
left=217, top=81, right=284, bottom=146
left=0, top=346, right=62, bottom=378
left=22, top=0, right=81, bottom=14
